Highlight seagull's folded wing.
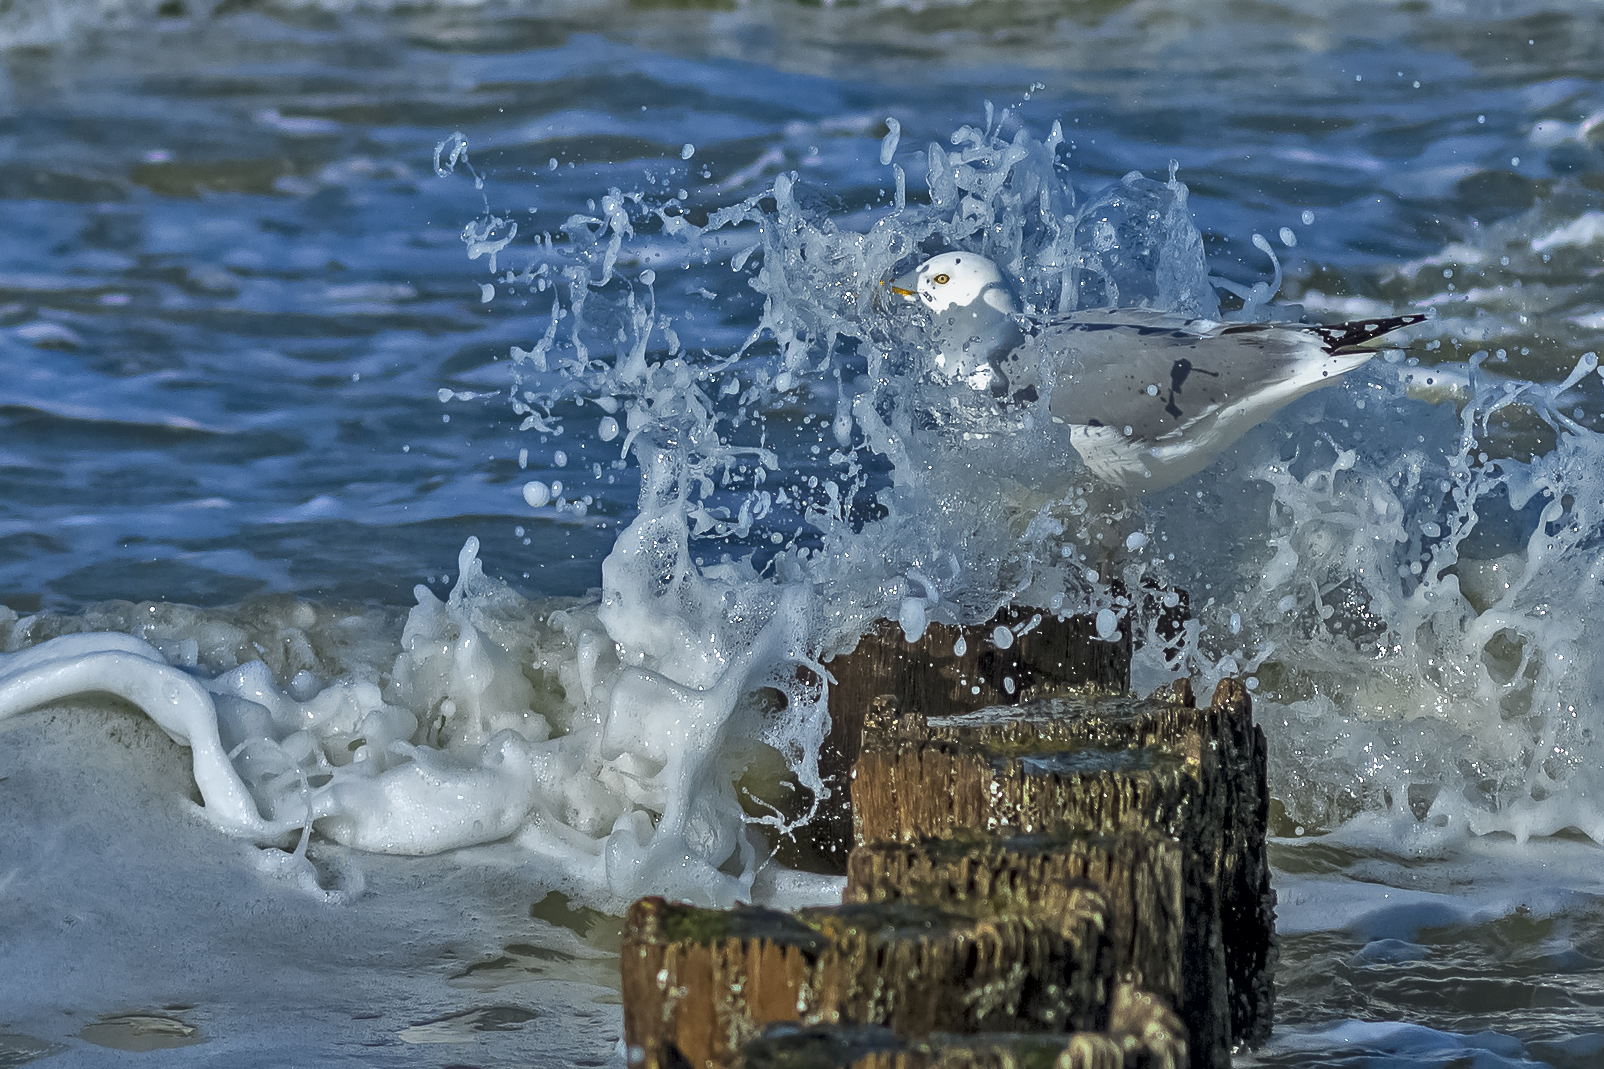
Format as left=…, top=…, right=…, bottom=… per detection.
left=1036, top=315, right=1380, bottom=489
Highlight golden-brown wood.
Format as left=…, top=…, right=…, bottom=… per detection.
left=797, top=894, right=1108, bottom=1036
left=844, top=831, right=1184, bottom=1030
left=797, top=609, right=1129, bottom=872
left=621, top=897, right=825, bottom=1069
left=620, top=605, right=1271, bottom=1069
left=845, top=680, right=1272, bottom=1066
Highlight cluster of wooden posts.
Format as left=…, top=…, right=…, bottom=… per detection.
left=619, top=609, right=1275, bottom=1069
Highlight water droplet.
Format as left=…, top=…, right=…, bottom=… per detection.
left=1095, top=609, right=1118, bottom=640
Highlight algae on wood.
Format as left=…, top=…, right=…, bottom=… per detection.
left=622, top=897, right=826, bottom=1069
left=739, top=981, right=1184, bottom=1069
left=801, top=609, right=1129, bottom=872
left=847, top=679, right=1272, bottom=1065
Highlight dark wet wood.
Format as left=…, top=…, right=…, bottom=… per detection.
left=621, top=606, right=1270, bottom=1069
left=846, top=679, right=1272, bottom=1066
left=738, top=982, right=1185, bottom=1069
left=791, top=608, right=1129, bottom=873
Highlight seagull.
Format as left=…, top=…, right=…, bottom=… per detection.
left=886, top=251, right=1425, bottom=490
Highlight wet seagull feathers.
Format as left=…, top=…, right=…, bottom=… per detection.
left=888, top=251, right=1426, bottom=491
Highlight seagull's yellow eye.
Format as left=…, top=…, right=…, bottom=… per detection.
left=933, top=273, right=950, bottom=285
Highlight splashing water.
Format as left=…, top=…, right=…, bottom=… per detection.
left=4, top=103, right=1603, bottom=917
left=1220, top=350, right=1604, bottom=845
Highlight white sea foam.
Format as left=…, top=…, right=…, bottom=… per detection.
left=4, top=110, right=1603, bottom=916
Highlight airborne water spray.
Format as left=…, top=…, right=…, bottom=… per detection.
left=2, top=110, right=1600, bottom=914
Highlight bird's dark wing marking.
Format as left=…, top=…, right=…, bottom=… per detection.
left=1166, top=357, right=1219, bottom=420
left=1304, top=313, right=1428, bottom=354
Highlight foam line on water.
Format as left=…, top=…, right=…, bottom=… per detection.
left=0, top=635, right=270, bottom=835
left=1264, top=1020, right=1536, bottom=1068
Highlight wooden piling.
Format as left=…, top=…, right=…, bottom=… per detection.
left=801, top=609, right=1129, bottom=873
left=621, top=892, right=1112, bottom=1069
left=842, top=830, right=1186, bottom=1037
left=797, top=893, right=1109, bottom=1036
left=621, top=897, right=825, bottom=1069
left=619, top=609, right=1271, bottom=1069
left=738, top=981, right=1185, bottom=1069
left=848, top=680, right=1272, bottom=1057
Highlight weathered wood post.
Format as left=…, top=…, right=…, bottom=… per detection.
left=847, top=679, right=1274, bottom=1061
left=800, top=609, right=1129, bottom=871
left=621, top=898, right=823, bottom=1069
left=617, top=608, right=1272, bottom=1069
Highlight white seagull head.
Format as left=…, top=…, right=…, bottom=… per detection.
left=890, top=250, right=1019, bottom=315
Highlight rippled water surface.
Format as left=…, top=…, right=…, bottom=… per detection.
left=3, top=1, right=1604, bottom=1066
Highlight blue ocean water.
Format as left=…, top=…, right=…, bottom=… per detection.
left=3, top=1, right=1604, bottom=1066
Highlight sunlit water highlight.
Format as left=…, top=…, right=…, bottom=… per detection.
left=3, top=1, right=1604, bottom=1066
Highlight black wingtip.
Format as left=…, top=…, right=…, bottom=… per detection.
left=1308, top=313, right=1429, bottom=353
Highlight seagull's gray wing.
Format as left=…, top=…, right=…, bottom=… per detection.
left=1029, top=317, right=1322, bottom=440
left=1027, top=311, right=1425, bottom=440
left=1013, top=310, right=1425, bottom=489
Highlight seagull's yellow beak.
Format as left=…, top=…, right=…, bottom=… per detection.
left=873, top=269, right=919, bottom=312
left=884, top=266, right=920, bottom=301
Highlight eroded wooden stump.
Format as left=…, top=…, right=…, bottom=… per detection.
left=797, top=895, right=1109, bottom=1036
left=621, top=609, right=1272, bottom=1069
left=622, top=897, right=824, bottom=1069
left=843, top=830, right=1186, bottom=1040
left=739, top=982, right=1185, bottom=1069
left=850, top=679, right=1272, bottom=1054
left=622, top=892, right=1114, bottom=1069
left=799, top=608, right=1129, bottom=873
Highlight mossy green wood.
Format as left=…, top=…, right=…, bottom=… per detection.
left=739, top=981, right=1185, bottom=1069
left=800, top=609, right=1129, bottom=873
left=848, top=679, right=1271, bottom=1066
